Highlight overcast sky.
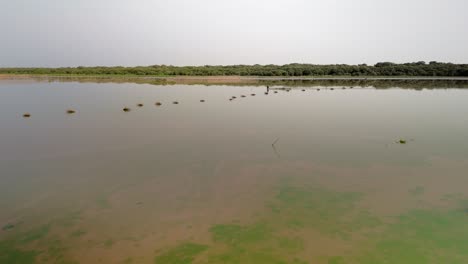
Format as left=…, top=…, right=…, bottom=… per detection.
left=1, top=0, right=467, bottom=67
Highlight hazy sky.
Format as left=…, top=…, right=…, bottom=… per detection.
left=1, top=0, right=467, bottom=67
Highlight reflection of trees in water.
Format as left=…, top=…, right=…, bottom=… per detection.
left=6, top=75, right=468, bottom=89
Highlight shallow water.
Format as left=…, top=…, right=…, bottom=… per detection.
left=1, top=78, right=468, bottom=263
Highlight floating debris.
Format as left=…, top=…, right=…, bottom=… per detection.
left=265, top=92, right=268, bottom=95
left=317, top=89, right=320, bottom=91
left=302, top=89, right=306, bottom=92
left=274, top=91, right=278, bottom=94
left=398, top=139, right=407, bottom=144
left=173, top=101, right=179, bottom=104
left=241, top=95, right=246, bottom=98
left=272, top=138, right=281, bottom=158
left=66, top=109, right=76, bottom=114
left=2, top=223, right=15, bottom=231
left=342, top=87, right=346, bottom=89
left=155, top=102, right=162, bottom=106
left=232, top=96, right=237, bottom=99
left=330, top=88, right=334, bottom=90
left=251, top=94, right=256, bottom=96
left=137, top=103, right=143, bottom=107
left=23, top=113, right=31, bottom=118
left=200, top=100, right=205, bottom=102
left=123, top=108, right=131, bottom=112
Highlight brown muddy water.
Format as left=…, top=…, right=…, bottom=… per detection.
left=1, top=78, right=468, bottom=264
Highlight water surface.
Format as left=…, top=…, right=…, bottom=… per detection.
left=1, top=78, right=468, bottom=263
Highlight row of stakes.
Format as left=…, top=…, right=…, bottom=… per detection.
left=21, top=86, right=354, bottom=118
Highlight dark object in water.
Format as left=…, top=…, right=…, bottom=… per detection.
left=229, top=99, right=232, bottom=101
left=264, top=92, right=268, bottom=95
left=302, top=89, right=306, bottom=92
left=123, top=108, right=130, bottom=112
left=398, top=139, right=407, bottom=144
left=241, top=95, right=246, bottom=98
left=350, top=87, right=354, bottom=89
left=232, top=96, right=237, bottom=99
left=200, top=100, right=205, bottom=102
left=342, top=87, right=346, bottom=89
left=137, top=103, right=143, bottom=107
left=274, top=91, right=278, bottom=94
left=66, top=109, right=76, bottom=114
left=173, top=101, right=179, bottom=104
left=23, top=113, right=31, bottom=118
left=317, top=89, right=320, bottom=91
left=251, top=94, right=256, bottom=96
left=155, top=102, right=162, bottom=106
left=2, top=223, right=15, bottom=231
left=331, top=88, right=334, bottom=90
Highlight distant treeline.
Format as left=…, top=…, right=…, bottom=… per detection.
left=1, top=62, right=468, bottom=77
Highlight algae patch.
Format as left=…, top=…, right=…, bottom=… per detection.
left=20, top=225, right=50, bottom=243
left=0, top=240, right=37, bottom=264
left=270, top=185, right=380, bottom=238
left=154, top=243, right=208, bottom=264
left=210, top=223, right=271, bottom=246
left=358, top=209, right=468, bottom=264
left=409, top=186, right=425, bottom=196
left=208, top=222, right=305, bottom=264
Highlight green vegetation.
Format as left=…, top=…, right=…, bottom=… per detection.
left=269, top=185, right=380, bottom=239
left=210, top=223, right=272, bottom=246
left=104, top=239, right=114, bottom=248
left=154, top=243, right=208, bottom=264
left=0, top=240, right=37, bottom=264
left=0, top=225, right=48, bottom=264
left=20, top=225, right=50, bottom=243
left=69, top=229, right=86, bottom=238
left=199, top=183, right=379, bottom=263
left=1, top=62, right=468, bottom=77
left=208, top=223, right=303, bottom=264
left=357, top=209, right=468, bottom=264
left=2, top=223, right=15, bottom=231
left=409, top=186, right=425, bottom=196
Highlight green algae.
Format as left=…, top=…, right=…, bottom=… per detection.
left=0, top=225, right=55, bottom=264
left=276, top=236, right=304, bottom=252
left=210, top=223, right=272, bottom=246
left=154, top=243, right=208, bottom=264
left=96, top=196, right=111, bottom=209
left=356, top=208, right=468, bottom=264
left=208, top=223, right=305, bottom=264
left=104, top=239, right=114, bottom=248
left=69, top=229, right=86, bottom=238
left=270, top=185, right=380, bottom=238
left=44, top=239, right=77, bottom=264
left=409, top=186, right=425, bottom=196
left=20, top=225, right=50, bottom=243
left=53, top=211, right=82, bottom=228
left=2, top=223, right=15, bottom=231
left=203, top=184, right=381, bottom=263
left=0, top=240, right=37, bottom=264
left=123, top=257, right=133, bottom=264
left=327, top=256, right=345, bottom=264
